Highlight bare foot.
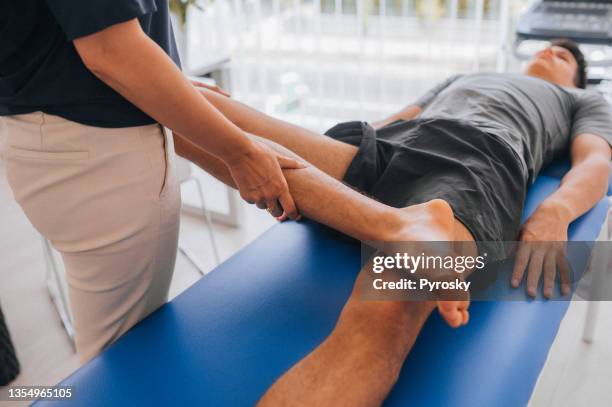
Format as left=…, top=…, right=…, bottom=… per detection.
left=392, top=199, right=471, bottom=328
left=396, top=199, right=456, bottom=242
left=437, top=300, right=470, bottom=328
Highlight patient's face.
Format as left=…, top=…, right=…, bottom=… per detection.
left=524, top=46, right=578, bottom=88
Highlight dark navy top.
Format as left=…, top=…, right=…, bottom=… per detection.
left=0, top=0, right=181, bottom=128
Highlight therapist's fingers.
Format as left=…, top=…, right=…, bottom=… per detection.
left=274, top=212, right=301, bottom=222
left=511, top=243, right=531, bottom=287
left=190, top=80, right=231, bottom=97
left=276, top=155, right=307, bottom=170
left=526, top=249, right=545, bottom=298
left=542, top=252, right=556, bottom=299
left=266, top=200, right=284, bottom=218
left=278, top=190, right=299, bottom=220
left=275, top=155, right=306, bottom=220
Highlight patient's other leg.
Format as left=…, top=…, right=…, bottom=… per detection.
left=193, top=87, right=357, bottom=180
left=258, top=270, right=437, bottom=407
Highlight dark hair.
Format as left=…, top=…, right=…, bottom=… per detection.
left=550, top=38, right=587, bottom=89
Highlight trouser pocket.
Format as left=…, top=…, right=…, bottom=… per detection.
left=6, top=148, right=88, bottom=160
left=140, top=124, right=175, bottom=198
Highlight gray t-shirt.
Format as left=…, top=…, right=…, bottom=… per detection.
left=416, top=73, right=612, bottom=183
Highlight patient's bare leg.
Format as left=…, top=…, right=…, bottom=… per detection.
left=193, top=87, right=357, bottom=180
left=176, top=133, right=473, bottom=311
left=183, top=88, right=475, bottom=298
left=176, top=133, right=463, bottom=244
left=258, top=271, right=437, bottom=407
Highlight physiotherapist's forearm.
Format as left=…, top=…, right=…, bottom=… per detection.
left=73, top=19, right=249, bottom=162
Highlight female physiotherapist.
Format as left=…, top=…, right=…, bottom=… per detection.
left=0, top=0, right=301, bottom=363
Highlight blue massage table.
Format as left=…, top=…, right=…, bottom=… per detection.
left=38, top=162, right=611, bottom=407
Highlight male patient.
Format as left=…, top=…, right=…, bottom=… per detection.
left=175, top=39, right=612, bottom=406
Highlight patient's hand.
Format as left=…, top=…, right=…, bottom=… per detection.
left=511, top=202, right=571, bottom=298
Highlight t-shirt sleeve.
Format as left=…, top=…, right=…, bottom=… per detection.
left=571, top=91, right=612, bottom=147
left=414, top=74, right=463, bottom=109
left=45, top=0, right=158, bottom=40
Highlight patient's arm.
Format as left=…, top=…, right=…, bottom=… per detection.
left=512, top=134, right=611, bottom=297
left=537, top=134, right=610, bottom=225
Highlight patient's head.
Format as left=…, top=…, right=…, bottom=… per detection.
left=524, top=39, right=587, bottom=89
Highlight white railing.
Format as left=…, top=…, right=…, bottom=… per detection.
left=187, top=0, right=528, bottom=132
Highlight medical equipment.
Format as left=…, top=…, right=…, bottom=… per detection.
left=516, top=0, right=612, bottom=44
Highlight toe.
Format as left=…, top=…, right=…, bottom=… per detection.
left=438, top=303, right=462, bottom=328
left=461, top=310, right=469, bottom=325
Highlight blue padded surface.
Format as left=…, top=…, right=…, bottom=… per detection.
left=38, top=163, right=610, bottom=407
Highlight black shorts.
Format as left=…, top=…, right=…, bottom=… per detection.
left=325, top=118, right=528, bottom=257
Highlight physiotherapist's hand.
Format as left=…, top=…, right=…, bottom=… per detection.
left=225, top=139, right=306, bottom=220
left=191, top=80, right=231, bottom=98
left=511, top=201, right=571, bottom=298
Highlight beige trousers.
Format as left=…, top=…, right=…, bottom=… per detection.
left=1, top=112, right=181, bottom=363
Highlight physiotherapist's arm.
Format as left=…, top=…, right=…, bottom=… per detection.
left=73, top=18, right=302, bottom=219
